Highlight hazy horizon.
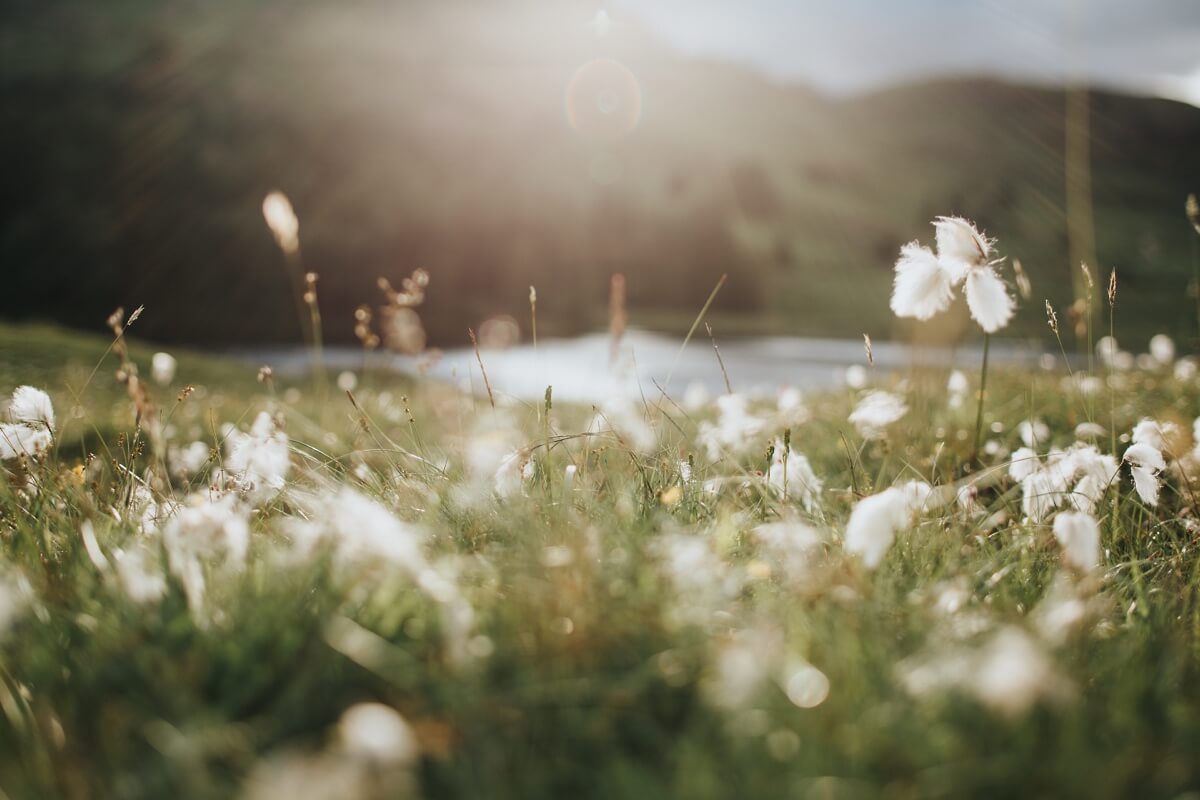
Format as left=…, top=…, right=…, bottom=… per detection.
left=610, top=0, right=1200, bottom=106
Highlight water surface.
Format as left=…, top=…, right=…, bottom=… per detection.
left=233, top=331, right=1049, bottom=403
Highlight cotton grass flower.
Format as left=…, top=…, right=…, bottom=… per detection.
left=892, top=217, right=1019, bottom=464
left=1096, top=336, right=1120, bottom=366
left=946, top=370, right=969, bottom=409
left=962, top=263, right=1016, bottom=333
left=1130, top=418, right=1180, bottom=453
left=8, top=386, right=54, bottom=432
left=697, top=394, right=764, bottom=460
left=589, top=398, right=657, bottom=454
left=1149, top=334, right=1175, bottom=366
left=163, top=496, right=251, bottom=613
left=1123, top=442, right=1166, bottom=506
left=844, top=481, right=931, bottom=569
left=766, top=438, right=822, bottom=512
left=654, top=532, right=741, bottom=626
left=899, top=626, right=1068, bottom=717
left=891, top=242, right=954, bottom=320
left=1010, top=444, right=1117, bottom=520
left=842, top=364, right=868, bottom=389
left=934, top=215, right=993, bottom=277
left=971, top=627, right=1067, bottom=716
left=890, top=217, right=1015, bottom=333
left=775, top=386, right=809, bottom=425
left=682, top=381, right=710, bottom=411
left=848, top=390, right=908, bottom=440
left=262, top=191, right=299, bottom=254
left=112, top=546, right=168, bottom=604
left=224, top=411, right=291, bottom=501
left=0, top=423, right=52, bottom=460
left=493, top=448, right=534, bottom=498
left=337, top=703, right=419, bottom=765
left=703, top=626, right=782, bottom=709
left=0, top=385, right=54, bottom=459
left=292, top=488, right=425, bottom=570
left=151, top=352, right=177, bottom=385
left=244, top=702, right=424, bottom=800
left=169, top=440, right=211, bottom=480
left=1052, top=511, right=1101, bottom=571
left=1017, top=418, right=1049, bottom=448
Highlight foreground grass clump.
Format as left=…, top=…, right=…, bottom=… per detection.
left=2, top=321, right=1200, bottom=799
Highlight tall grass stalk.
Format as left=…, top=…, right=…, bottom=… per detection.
left=705, top=323, right=733, bottom=394
left=302, top=269, right=327, bottom=400
left=469, top=328, right=496, bottom=409
left=972, top=332, right=990, bottom=463
left=658, top=273, right=726, bottom=401
left=1189, top=194, right=1200, bottom=343
left=1083, top=264, right=1095, bottom=422
left=1108, top=269, right=1118, bottom=458
left=1046, top=300, right=1092, bottom=423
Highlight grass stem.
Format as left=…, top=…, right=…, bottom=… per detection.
left=973, top=333, right=990, bottom=464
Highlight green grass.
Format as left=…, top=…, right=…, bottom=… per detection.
left=1, top=321, right=1200, bottom=799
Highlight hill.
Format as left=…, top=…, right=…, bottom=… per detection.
left=3, top=0, right=1199, bottom=348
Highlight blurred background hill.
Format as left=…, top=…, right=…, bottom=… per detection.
left=3, top=0, right=1199, bottom=348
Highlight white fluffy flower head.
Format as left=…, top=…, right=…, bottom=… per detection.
left=767, top=438, right=823, bottom=512
left=844, top=481, right=931, bottom=569
left=8, top=386, right=54, bottom=432
left=0, top=386, right=55, bottom=459
left=1052, top=511, right=1101, bottom=571
left=890, top=216, right=1014, bottom=333
left=1123, top=442, right=1165, bottom=506
left=151, top=352, right=177, bottom=386
left=224, top=411, right=291, bottom=501
left=849, top=391, right=908, bottom=440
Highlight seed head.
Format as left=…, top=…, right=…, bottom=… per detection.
left=1187, top=194, right=1200, bottom=234
left=353, top=305, right=378, bottom=349
left=106, top=307, right=125, bottom=336
left=262, top=191, right=299, bottom=254
left=1045, top=300, right=1059, bottom=335
left=378, top=269, right=429, bottom=308
left=1012, top=259, right=1032, bottom=300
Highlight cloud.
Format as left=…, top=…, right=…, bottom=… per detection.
left=611, top=0, right=1200, bottom=103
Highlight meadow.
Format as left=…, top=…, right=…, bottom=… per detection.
left=3, top=208, right=1200, bottom=800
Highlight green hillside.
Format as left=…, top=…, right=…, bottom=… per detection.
left=3, top=0, right=1199, bottom=348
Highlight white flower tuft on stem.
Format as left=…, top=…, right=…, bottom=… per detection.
left=890, top=216, right=1015, bottom=333
left=1123, top=442, right=1166, bottom=506
left=891, top=243, right=955, bottom=320
left=844, top=481, right=931, bottom=569
left=9, top=386, right=55, bottom=432
left=0, top=386, right=55, bottom=460
left=766, top=438, right=822, bottom=512
left=848, top=391, right=908, bottom=440
left=1052, top=511, right=1101, bottom=571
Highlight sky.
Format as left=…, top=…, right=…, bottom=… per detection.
left=610, top=0, right=1200, bottom=105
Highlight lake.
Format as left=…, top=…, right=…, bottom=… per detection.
left=232, top=331, right=1052, bottom=403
